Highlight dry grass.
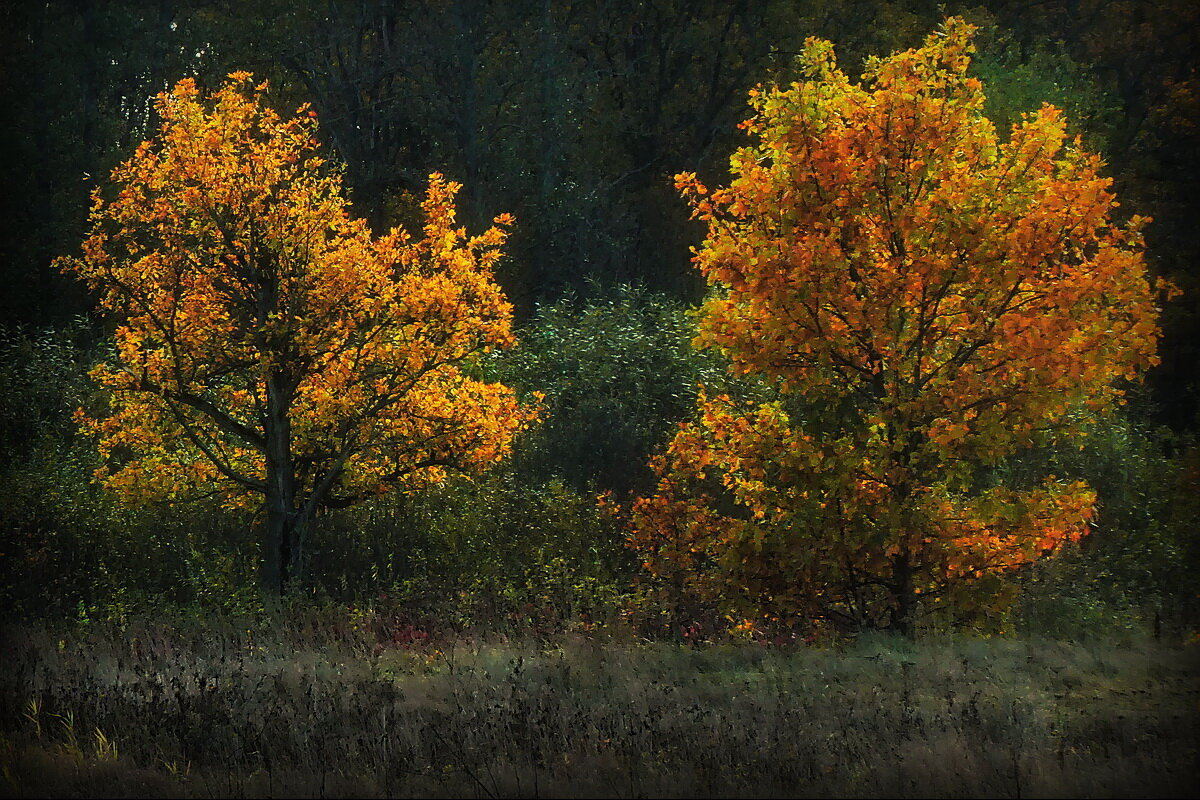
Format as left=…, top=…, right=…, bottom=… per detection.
left=1, top=616, right=1196, bottom=798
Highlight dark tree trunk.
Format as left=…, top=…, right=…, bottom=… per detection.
left=888, top=441, right=918, bottom=637
left=261, top=503, right=286, bottom=595
left=892, top=549, right=914, bottom=638
left=261, top=367, right=302, bottom=596
left=261, top=501, right=309, bottom=596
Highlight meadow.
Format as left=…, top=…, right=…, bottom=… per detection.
left=2, top=613, right=1196, bottom=798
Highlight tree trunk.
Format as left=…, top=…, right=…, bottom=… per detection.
left=888, top=444, right=918, bottom=637
left=261, top=501, right=308, bottom=596
left=260, top=503, right=286, bottom=596
left=261, top=369, right=301, bottom=596
left=892, top=549, right=914, bottom=637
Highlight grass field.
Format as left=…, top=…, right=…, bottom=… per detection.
left=1, top=616, right=1196, bottom=798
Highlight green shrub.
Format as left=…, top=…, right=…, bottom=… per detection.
left=0, top=322, right=261, bottom=620
left=493, top=284, right=722, bottom=497
left=1006, top=407, right=1199, bottom=639
left=304, top=472, right=635, bottom=632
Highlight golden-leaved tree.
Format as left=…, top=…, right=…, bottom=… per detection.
left=59, top=73, right=538, bottom=594
left=630, top=19, right=1167, bottom=635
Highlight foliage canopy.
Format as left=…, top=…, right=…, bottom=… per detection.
left=631, top=19, right=1165, bottom=634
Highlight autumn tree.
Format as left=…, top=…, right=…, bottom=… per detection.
left=630, top=19, right=1166, bottom=635
left=58, top=73, right=538, bottom=595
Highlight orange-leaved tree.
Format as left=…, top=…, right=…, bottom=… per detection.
left=629, top=19, right=1167, bottom=635
left=58, top=73, right=538, bottom=595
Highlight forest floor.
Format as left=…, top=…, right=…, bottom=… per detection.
left=1, top=617, right=1196, bottom=798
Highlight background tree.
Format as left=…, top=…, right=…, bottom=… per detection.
left=58, top=73, right=537, bottom=595
left=631, top=19, right=1165, bottom=635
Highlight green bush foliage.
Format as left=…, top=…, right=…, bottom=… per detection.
left=0, top=324, right=261, bottom=619
left=494, top=285, right=722, bottom=496
left=1010, top=409, right=1200, bottom=638
left=971, top=27, right=1120, bottom=153
left=303, top=473, right=635, bottom=632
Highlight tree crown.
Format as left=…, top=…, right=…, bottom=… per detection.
left=60, top=72, right=537, bottom=512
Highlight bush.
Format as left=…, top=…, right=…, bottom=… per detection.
left=304, top=472, right=635, bottom=633
left=0, top=322, right=261, bottom=620
left=493, top=284, right=721, bottom=497
left=1007, top=405, right=1200, bottom=639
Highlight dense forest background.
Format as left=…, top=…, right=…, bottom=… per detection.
left=1, top=0, right=1198, bottom=638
